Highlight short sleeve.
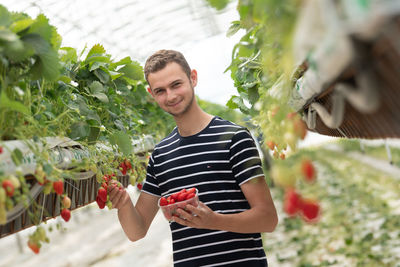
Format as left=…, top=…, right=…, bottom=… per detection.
left=229, top=128, right=264, bottom=186
left=141, top=153, right=161, bottom=197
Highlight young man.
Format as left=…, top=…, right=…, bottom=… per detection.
left=108, top=50, right=278, bottom=266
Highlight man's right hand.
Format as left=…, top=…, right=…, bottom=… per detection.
left=108, top=180, right=131, bottom=210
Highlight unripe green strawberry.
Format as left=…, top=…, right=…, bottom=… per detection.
left=106, top=200, right=113, bottom=210
left=43, top=182, right=53, bottom=195
left=5, top=197, right=13, bottom=211
left=0, top=204, right=6, bottom=225
left=37, top=227, right=47, bottom=241
left=0, top=188, right=5, bottom=204
left=9, top=175, right=21, bottom=189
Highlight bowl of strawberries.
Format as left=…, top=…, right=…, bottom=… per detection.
left=158, top=187, right=199, bottom=221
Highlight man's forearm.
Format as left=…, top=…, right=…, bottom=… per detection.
left=213, top=207, right=278, bottom=233
left=117, top=200, right=147, bottom=241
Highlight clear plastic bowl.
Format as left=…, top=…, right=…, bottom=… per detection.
left=158, top=188, right=199, bottom=221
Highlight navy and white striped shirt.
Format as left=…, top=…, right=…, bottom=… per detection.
left=142, top=116, right=268, bottom=267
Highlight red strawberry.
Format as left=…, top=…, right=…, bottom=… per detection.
left=53, top=180, right=64, bottom=195
left=2, top=180, right=14, bottom=197
left=186, top=193, right=195, bottom=200
left=266, top=141, right=275, bottom=151
left=171, top=192, right=180, bottom=201
left=301, top=159, right=316, bottom=182
left=0, top=146, right=3, bottom=154
left=125, top=159, right=132, bottom=170
left=177, top=192, right=187, bottom=202
left=27, top=240, right=40, bottom=254
left=159, top=197, right=168, bottom=206
left=119, top=162, right=127, bottom=175
left=97, top=187, right=107, bottom=202
left=301, top=200, right=320, bottom=222
left=169, top=198, right=175, bottom=204
left=137, top=183, right=143, bottom=190
left=293, top=118, right=307, bottom=140
left=101, top=182, right=108, bottom=189
left=284, top=189, right=302, bottom=216
left=61, top=208, right=71, bottom=222
left=96, top=196, right=106, bottom=209
left=187, top=188, right=196, bottom=195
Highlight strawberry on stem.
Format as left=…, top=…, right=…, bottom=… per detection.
left=284, top=188, right=302, bottom=216
left=96, top=196, right=106, bottom=209
left=301, top=159, right=316, bottom=182
left=61, top=208, right=71, bottom=222
left=97, top=187, right=107, bottom=202
left=301, top=199, right=320, bottom=222
left=53, top=180, right=64, bottom=195
left=27, top=239, right=40, bottom=254
left=2, top=180, right=14, bottom=197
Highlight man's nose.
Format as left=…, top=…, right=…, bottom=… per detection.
left=166, top=89, right=177, bottom=103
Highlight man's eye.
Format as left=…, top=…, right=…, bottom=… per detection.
left=172, top=83, right=181, bottom=88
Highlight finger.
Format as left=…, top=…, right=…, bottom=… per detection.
left=108, top=186, right=119, bottom=200
left=111, top=190, right=124, bottom=207
left=172, top=215, right=190, bottom=226
left=176, top=208, right=191, bottom=219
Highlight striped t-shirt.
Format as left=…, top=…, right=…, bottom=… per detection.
left=142, top=116, right=268, bottom=267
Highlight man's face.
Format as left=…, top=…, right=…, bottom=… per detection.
left=147, top=62, right=197, bottom=117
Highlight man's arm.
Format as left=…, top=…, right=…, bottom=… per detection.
left=174, top=176, right=278, bottom=233
left=108, top=182, right=159, bottom=241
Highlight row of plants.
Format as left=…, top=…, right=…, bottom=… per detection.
left=265, top=143, right=400, bottom=266
left=204, top=1, right=399, bottom=265
left=0, top=4, right=175, bottom=253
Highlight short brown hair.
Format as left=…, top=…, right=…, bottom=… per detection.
left=144, top=50, right=191, bottom=83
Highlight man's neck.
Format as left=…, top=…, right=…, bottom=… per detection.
left=174, top=104, right=213, bottom=137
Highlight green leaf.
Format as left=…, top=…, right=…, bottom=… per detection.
left=119, top=61, right=143, bottom=81
left=11, top=148, right=23, bottom=166
left=227, top=21, right=241, bottom=37
left=112, top=131, right=132, bottom=156
left=89, top=81, right=104, bottom=93
left=69, top=121, right=90, bottom=140
left=88, top=126, right=100, bottom=144
left=59, top=47, right=77, bottom=63
left=89, top=61, right=107, bottom=72
left=86, top=44, right=106, bottom=60
left=93, top=68, right=110, bottom=84
left=108, top=70, right=123, bottom=80
left=22, top=34, right=60, bottom=81
left=205, top=0, right=230, bottom=10
left=0, top=5, right=11, bottom=27
left=0, top=88, right=30, bottom=115
left=92, top=92, right=109, bottom=103
left=0, top=29, right=29, bottom=61
left=110, top=56, right=132, bottom=69
left=27, top=14, right=53, bottom=43
left=10, top=18, right=34, bottom=33
left=43, top=163, right=53, bottom=175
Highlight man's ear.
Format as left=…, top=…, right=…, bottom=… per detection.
left=190, top=69, right=198, bottom=87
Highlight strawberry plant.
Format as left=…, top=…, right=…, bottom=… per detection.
left=0, top=4, right=174, bottom=253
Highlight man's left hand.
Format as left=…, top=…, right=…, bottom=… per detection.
left=173, top=202, right=218, bottom=229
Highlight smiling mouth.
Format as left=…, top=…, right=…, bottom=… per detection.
left=168, top=100, right=182, bottom=107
